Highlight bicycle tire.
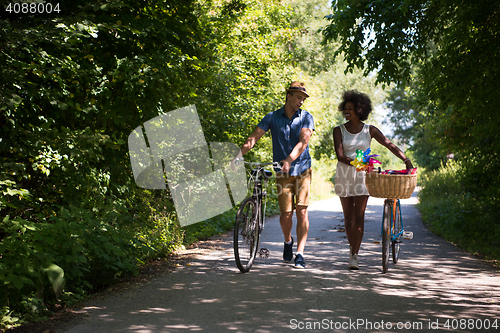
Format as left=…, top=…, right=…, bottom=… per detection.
left=234, top=197, right=260, bottom=273
left=382, top=200, right=391, bottom=273
left=392, top=200, right=402, bottom=264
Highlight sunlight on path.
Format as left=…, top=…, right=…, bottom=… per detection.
left=60, top=189, right=500, bottom=333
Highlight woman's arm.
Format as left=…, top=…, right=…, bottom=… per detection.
left=370, top=125, right=414, bottom=169
left=333, top=126, right=353, bottom=166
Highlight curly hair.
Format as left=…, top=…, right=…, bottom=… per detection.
left=338, top=90, right=372, bottom=121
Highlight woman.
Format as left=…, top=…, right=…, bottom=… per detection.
left=333, top=90, right=413, bottom=270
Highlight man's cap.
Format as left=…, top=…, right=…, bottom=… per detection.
left=286, top=81, right=309, bottom=97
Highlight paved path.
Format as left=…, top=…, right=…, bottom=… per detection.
left=59, top=190, right=500, bottom=332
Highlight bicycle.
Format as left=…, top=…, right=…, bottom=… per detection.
left=366, top=168, right=416, bottom=273
left=233, top=159, right=282, bottom=273
left=382, top=198, right=414, bottom=273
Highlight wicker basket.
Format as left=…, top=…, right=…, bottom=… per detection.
left=365, top=172, right=417, bottom=199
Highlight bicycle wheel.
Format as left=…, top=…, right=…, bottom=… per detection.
left=392, top=200, right=402, bottom=263
left=234, top=197, right=260, bottom=273
left=382, top=200, right=391, bottom=273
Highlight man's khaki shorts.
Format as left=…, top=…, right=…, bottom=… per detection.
left=275, top=168, right=312, bottom=213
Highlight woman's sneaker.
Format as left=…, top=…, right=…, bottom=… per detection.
left=283, top=237, right=294, bottom=262
left=349, top=253, right=359, bottom=270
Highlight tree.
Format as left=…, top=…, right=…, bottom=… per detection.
left=383, top=87, right=446, bottom=170
left=1, top=0, right=207, bottom=215
left=323, top=0, right=500, bottom=163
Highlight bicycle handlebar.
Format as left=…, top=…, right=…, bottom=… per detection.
left=374, top=167, right=417, bottom=175
left=234, top=158, right=282, bottom=170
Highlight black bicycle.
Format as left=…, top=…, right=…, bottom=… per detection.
left=233, top=160, right=281, bottom=273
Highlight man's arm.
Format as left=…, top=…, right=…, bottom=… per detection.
left=240, top=127, right=266, bottom=156
left=281, top=127, right=313, bottom=173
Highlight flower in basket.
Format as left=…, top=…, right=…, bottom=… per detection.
left=350, top=148, right=381, bottom=172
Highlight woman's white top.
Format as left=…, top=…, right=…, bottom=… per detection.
left=334, top=123, right=371, bottom=197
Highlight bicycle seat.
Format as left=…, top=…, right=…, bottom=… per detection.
left=251, top=169, right=273, bottom=180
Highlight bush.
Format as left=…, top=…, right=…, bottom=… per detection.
left=418, top=159, right=500, bottom=261
left=0, top=205, right=146, bottom=327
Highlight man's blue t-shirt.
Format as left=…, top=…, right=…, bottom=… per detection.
left=257, top=107, right=314, bottom=176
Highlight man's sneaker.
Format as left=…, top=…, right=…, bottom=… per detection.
left=349, top=253, right=359, bottom=270
left=283, top=237, right=294, bottom=262
left=294, top=253, right=306, bottom=269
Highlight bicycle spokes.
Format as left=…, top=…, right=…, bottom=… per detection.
left=234, top=197, right=260, bottom=273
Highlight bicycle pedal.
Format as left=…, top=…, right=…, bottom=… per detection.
left=403, top=231, right=413, bottom=240
left=259, top=248, right=270, bottom=259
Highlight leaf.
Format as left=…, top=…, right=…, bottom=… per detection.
left=11, top=94, right=22, bottom=105
left=4, top=275, right=23, bottom=289
left=44, top=264, right=65, bottom=299
left=13, top=279, right=24, bottom=290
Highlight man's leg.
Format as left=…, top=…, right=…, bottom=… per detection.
left=277, top=173, right=295, bottom=261
left=295, top=168, right=312, bottom=254
left=293, top=169, right=311, bottom=268
left=280, top=212, right=294, bottom=262
left=280, top=211, right=293, bottom=243
left=295, top=205, right=309, bottom=254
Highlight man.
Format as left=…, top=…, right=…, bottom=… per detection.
left=239, top=81, right=314, bottom=268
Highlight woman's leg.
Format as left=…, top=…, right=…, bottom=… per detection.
left=340, top=195, right=369, bottom=255
left=340, top=197, right=354, bottom=247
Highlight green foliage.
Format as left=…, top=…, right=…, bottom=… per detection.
left=1, top=0, right=327, bottom=328
left=184, top=208, right=237, bottom=245
left=383, top=87, right=447, bottom=170
left=338, top=0, right=423, bottom=82
left=194, top=0, right=301, bottom=148
left=323, top=0, right=500, bottom=157
left=323, top=0, right=500, bottom=86
left=133, top=190, right=184, bottom=259
left=0, top=206, right=144, bottom=324
left=418, top=159, right=500, bottom=261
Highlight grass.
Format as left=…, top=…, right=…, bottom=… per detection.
left=417, top=160, right=500, bottom=265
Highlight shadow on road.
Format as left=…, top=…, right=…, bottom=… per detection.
left=61, top=190, right=500, bottom=333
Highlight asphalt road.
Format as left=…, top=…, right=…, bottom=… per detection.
left=58, top=190, right=500, bottom=332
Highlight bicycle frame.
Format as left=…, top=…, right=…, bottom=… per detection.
left=381, top=199, right=404, bottom=241
left=244, top=161, right=280, bottom=232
